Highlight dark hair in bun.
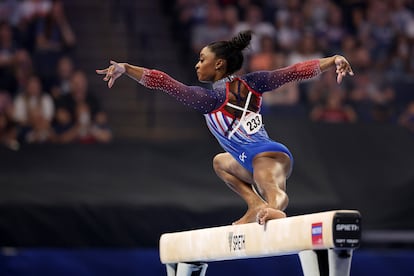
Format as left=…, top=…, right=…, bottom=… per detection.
left=207, top=30, right=252, bottom=74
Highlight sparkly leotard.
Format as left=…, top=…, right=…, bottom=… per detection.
left=138, top=60, right=321, bottom=174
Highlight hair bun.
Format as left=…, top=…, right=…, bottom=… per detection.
left=229, top=30, right=252, bottom=51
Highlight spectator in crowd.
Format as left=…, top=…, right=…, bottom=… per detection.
left=0, top=91, right=18, bottom=150
left=247, top=35, right=279, bottom=72
left=34, top=0, right=76, bottom=53
left=318, top=3, right=348, bottom=55
left=0, top=0, right=20, bottom=26
left=387, top=33, right=412, bottom=79
left=348, top=72, right=396, bottom=123
left=389, top=0, right=413, bottom=34
left=307, top=69, right=338, bottom=107
left=350, top=45, right=372, bottom=73
left=274, top=10, right=303, bottom=53
left=287, top=31, right=323, bottom=67
left=0, top=0, right=111, bottom=145
left=52, top=103, right=112, bottom=144
left=19, top=0, right=52, bottom=22
left=370, top=3, right=396, bottom=71
left=50, top=55, right=75, bottom=101
left=73, top=102, right=95, bottom=144
left=232, top=3, right=275, bottom=53
left=90, top=111, right=112, bottom=143
left=13, top=74, right=54, bottom=143
left=169, top=0, right=202, bottom=58
left=33, top=0, right=76, bottom=91
left=302, top=0, right=330, bottom=34
left=340, top=35, right=358, bottom=68
left=57, top=69, right=114, bottom=144
left=13, top=49, right=35, bottom=94
left=222, top=5, right=240, bottom=35
left=191, top=2, right=229, bottom=55
left=369, top=84, right=396, bottom=124
left=0, top=21, right=19, bottom=97
left=15, top=0, right=52, bottom=52
left=58, top=70, right=100, bottom=120
left=350, top=6, right=371, bottom=48
left=398, top=101, right=414, bottom=134
left=310, top=88, right=357, bottom=123
left=51, top=103, right=112, bottom=144
left=50, top=105, right=75, bottom=143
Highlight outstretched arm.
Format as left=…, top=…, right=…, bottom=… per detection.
left=244, top=55, right=354, bottom=93
left=96, top=61, right=220, bottom=113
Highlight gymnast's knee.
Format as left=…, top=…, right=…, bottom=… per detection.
left=212, top=153, right=227, bottom=175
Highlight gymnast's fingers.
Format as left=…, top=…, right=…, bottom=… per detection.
left=108, top=76, right=115, bottom=88
left=347, top=64, right=354, bottom=76
left=97, top=60, right=119, bottom=75
left=337, top=71, right=343, bottom=84
left=339, top=58, right=354, bottom=76
left=96, top=68, right=109, bottom=75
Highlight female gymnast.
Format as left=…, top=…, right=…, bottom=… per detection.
left=96, top=30, right=353, bottom=225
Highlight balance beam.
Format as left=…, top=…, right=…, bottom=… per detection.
left=159, top=210, right=361, bottom=276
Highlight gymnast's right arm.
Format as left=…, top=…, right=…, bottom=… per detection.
left=96, top=61, right=220, bottom=114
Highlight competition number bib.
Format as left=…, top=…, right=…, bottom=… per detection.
left=241, top=112, right=262, bottom=135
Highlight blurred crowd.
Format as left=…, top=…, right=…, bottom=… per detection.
left=2, top=0, right=414, bottom=152
left=164, top=0, right=414, bottom=133
left=0, top=0, right=112, bottom=150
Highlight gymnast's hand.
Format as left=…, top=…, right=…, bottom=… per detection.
left=334, top=55, right=354, bottom=84
left=96, top=60, right=126, bottom=88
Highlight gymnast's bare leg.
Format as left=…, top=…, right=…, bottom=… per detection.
left=213, top=152, right=290, bottom=225
left=253, top=152, right=290, bottom=224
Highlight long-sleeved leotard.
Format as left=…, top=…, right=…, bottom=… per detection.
left=138, top=60, right=321, bottom=173
left=139, top=60, right=320, bottom=113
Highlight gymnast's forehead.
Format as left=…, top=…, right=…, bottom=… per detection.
left=199, top=47, right=215, bottom=58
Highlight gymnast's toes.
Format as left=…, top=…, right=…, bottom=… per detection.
left=256, top=208, right=286, bottom=225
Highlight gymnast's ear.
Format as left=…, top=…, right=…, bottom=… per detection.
left=215, top=59, right=226, bottom=70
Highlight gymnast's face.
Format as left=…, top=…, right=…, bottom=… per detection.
left=195, top=46, right=225, bottom=83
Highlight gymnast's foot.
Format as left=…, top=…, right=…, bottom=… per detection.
left=232, top=204, right=267, bottom=225
left=256, top=207, right=286, bottom=225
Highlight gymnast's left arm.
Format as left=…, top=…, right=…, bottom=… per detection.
left=244, top=55, right=354, bottom=93
left=96, top=61, right=219, bottom=113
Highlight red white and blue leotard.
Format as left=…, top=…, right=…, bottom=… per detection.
left=138, top=60, right=321, bottom=174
